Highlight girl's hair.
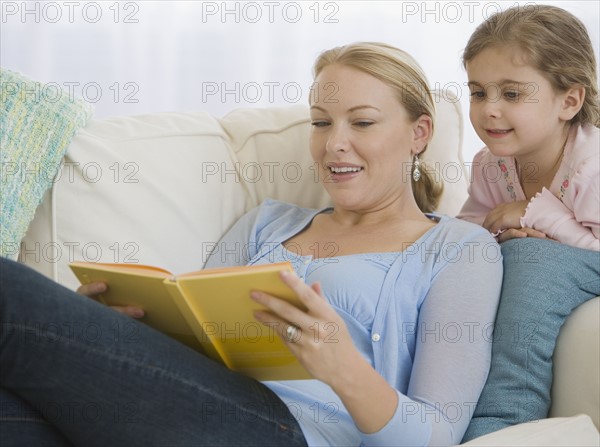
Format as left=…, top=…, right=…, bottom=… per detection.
left=312, top=42, right=443, bottom=213
left=463, top=5, right=600, bottom=127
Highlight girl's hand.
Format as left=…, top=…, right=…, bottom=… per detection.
left=482, top=200, right=530, bottom=235
left=482, top=201, right=546, bottom=242
left=76, top=282, right=145, bottom=319
left=496, top=226, right=547, bottom=243
left=251, top=270, right=362, bottom=386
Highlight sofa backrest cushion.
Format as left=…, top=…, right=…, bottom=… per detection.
left=219, top=92, right=468, bottom=216
left=20, top=112, right=248, bottom=289
left=219, top=105, right=331, bottom=211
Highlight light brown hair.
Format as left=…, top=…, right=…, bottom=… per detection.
left=463, top=5, right=599, bottom=127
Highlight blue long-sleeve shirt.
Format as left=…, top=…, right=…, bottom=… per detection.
left=205, top=199, right=502, bottom=446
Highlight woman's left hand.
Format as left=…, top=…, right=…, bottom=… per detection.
left=251, top=270, right=361, bottom=386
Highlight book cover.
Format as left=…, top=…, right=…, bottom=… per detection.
left=69, top=261, right=311, bottom=380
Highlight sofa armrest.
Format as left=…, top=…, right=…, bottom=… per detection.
left=550, top=296, right=600, bottom=429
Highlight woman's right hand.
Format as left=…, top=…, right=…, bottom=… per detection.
left=77, top=282, right=145, bottom=319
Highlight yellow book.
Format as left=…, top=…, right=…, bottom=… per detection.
left=69, top=261, right=310, bottom=381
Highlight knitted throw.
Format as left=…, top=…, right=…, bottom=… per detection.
left=1, top=68, right=93, bottom=257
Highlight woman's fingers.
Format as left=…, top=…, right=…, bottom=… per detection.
left=311, top=281, right=323, bottom=296
left=250, top=271, right=328, bottom=344
left=251, top=271, right=328, bottom=327
left=76, top=281, right=107, bottom=298
left=111, top=305, right=145, bottom=319
left=76, top=281, right=144, bottom=318
left=278, top=270, right=325, bottom=310
left=253, top=309, right=303, bottom=346
left=251, top=272, right=344, bottom=351
left=250, top=288, right=310, bottom=330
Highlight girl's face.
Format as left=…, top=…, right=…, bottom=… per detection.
left=466, top=45, right=573, bottom=160
left=309, top=64, right=431, bottom=213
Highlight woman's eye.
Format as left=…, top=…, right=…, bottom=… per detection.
left=354, top=121, right=373, bottom=128
left=504, top=91, right=519, bottom=101
left=311, top=121, right=329, bottom=127
left=470, top=91, right=485, bottom=100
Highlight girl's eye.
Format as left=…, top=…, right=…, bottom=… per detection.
left=504, top=91, right=519, bottom=101
left=311, top=121, right=329, bottom=127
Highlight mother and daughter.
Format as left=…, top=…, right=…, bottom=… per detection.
left=1, top=4, right=598, bottom=446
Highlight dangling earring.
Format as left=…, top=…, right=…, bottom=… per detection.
left=412, top=154, right=421, bottom=182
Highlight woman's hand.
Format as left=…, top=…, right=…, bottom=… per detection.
left=483, top=201, right=546, bottom=242
left=252, top=270, right=400, bottom=434
left=251, top=270, right=362, bottom=387
left=76, top=282, right=145, bottom=319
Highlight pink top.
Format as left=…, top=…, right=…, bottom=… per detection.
left=457, top=123, right=599, bottom=251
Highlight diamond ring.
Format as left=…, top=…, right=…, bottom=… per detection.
left=285, top=324, right=300, bottom=343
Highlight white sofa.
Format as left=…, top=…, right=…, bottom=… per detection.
left=17, top=93, right=600, bottom=445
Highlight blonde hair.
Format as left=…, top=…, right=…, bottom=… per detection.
left=312, top=42, right=443, bottom=213
left=463, top=5, right=599, bottom=127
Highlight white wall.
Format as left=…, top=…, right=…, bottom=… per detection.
left=1, top=0, right=598, bottom=163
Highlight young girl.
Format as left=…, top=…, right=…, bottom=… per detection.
left=458, top=5, right=600, bottom=441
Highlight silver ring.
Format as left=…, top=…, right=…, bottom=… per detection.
left=285, top=324, right=300, bottom=343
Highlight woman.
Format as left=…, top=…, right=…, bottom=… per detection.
left=0, top=42, right=502, bottom=446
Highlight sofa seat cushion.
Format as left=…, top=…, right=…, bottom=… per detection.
left=460, top=414, right=599, bottom=446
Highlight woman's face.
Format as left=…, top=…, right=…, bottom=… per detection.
left=309, top=64, right=431, bottom=212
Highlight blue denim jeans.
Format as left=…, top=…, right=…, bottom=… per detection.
left=0, top=257, right=307, bottom=447
left=0, top=388, right=73, bottom=447
left=462, top=238, right=600, bottom=442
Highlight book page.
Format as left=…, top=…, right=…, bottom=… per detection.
left=70, top=261, right=173, bottom=277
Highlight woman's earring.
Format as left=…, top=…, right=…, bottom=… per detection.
left=412, top=154, right=421, bottom=182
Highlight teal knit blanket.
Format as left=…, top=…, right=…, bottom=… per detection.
left=1, top=68, right=93, bottom=258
